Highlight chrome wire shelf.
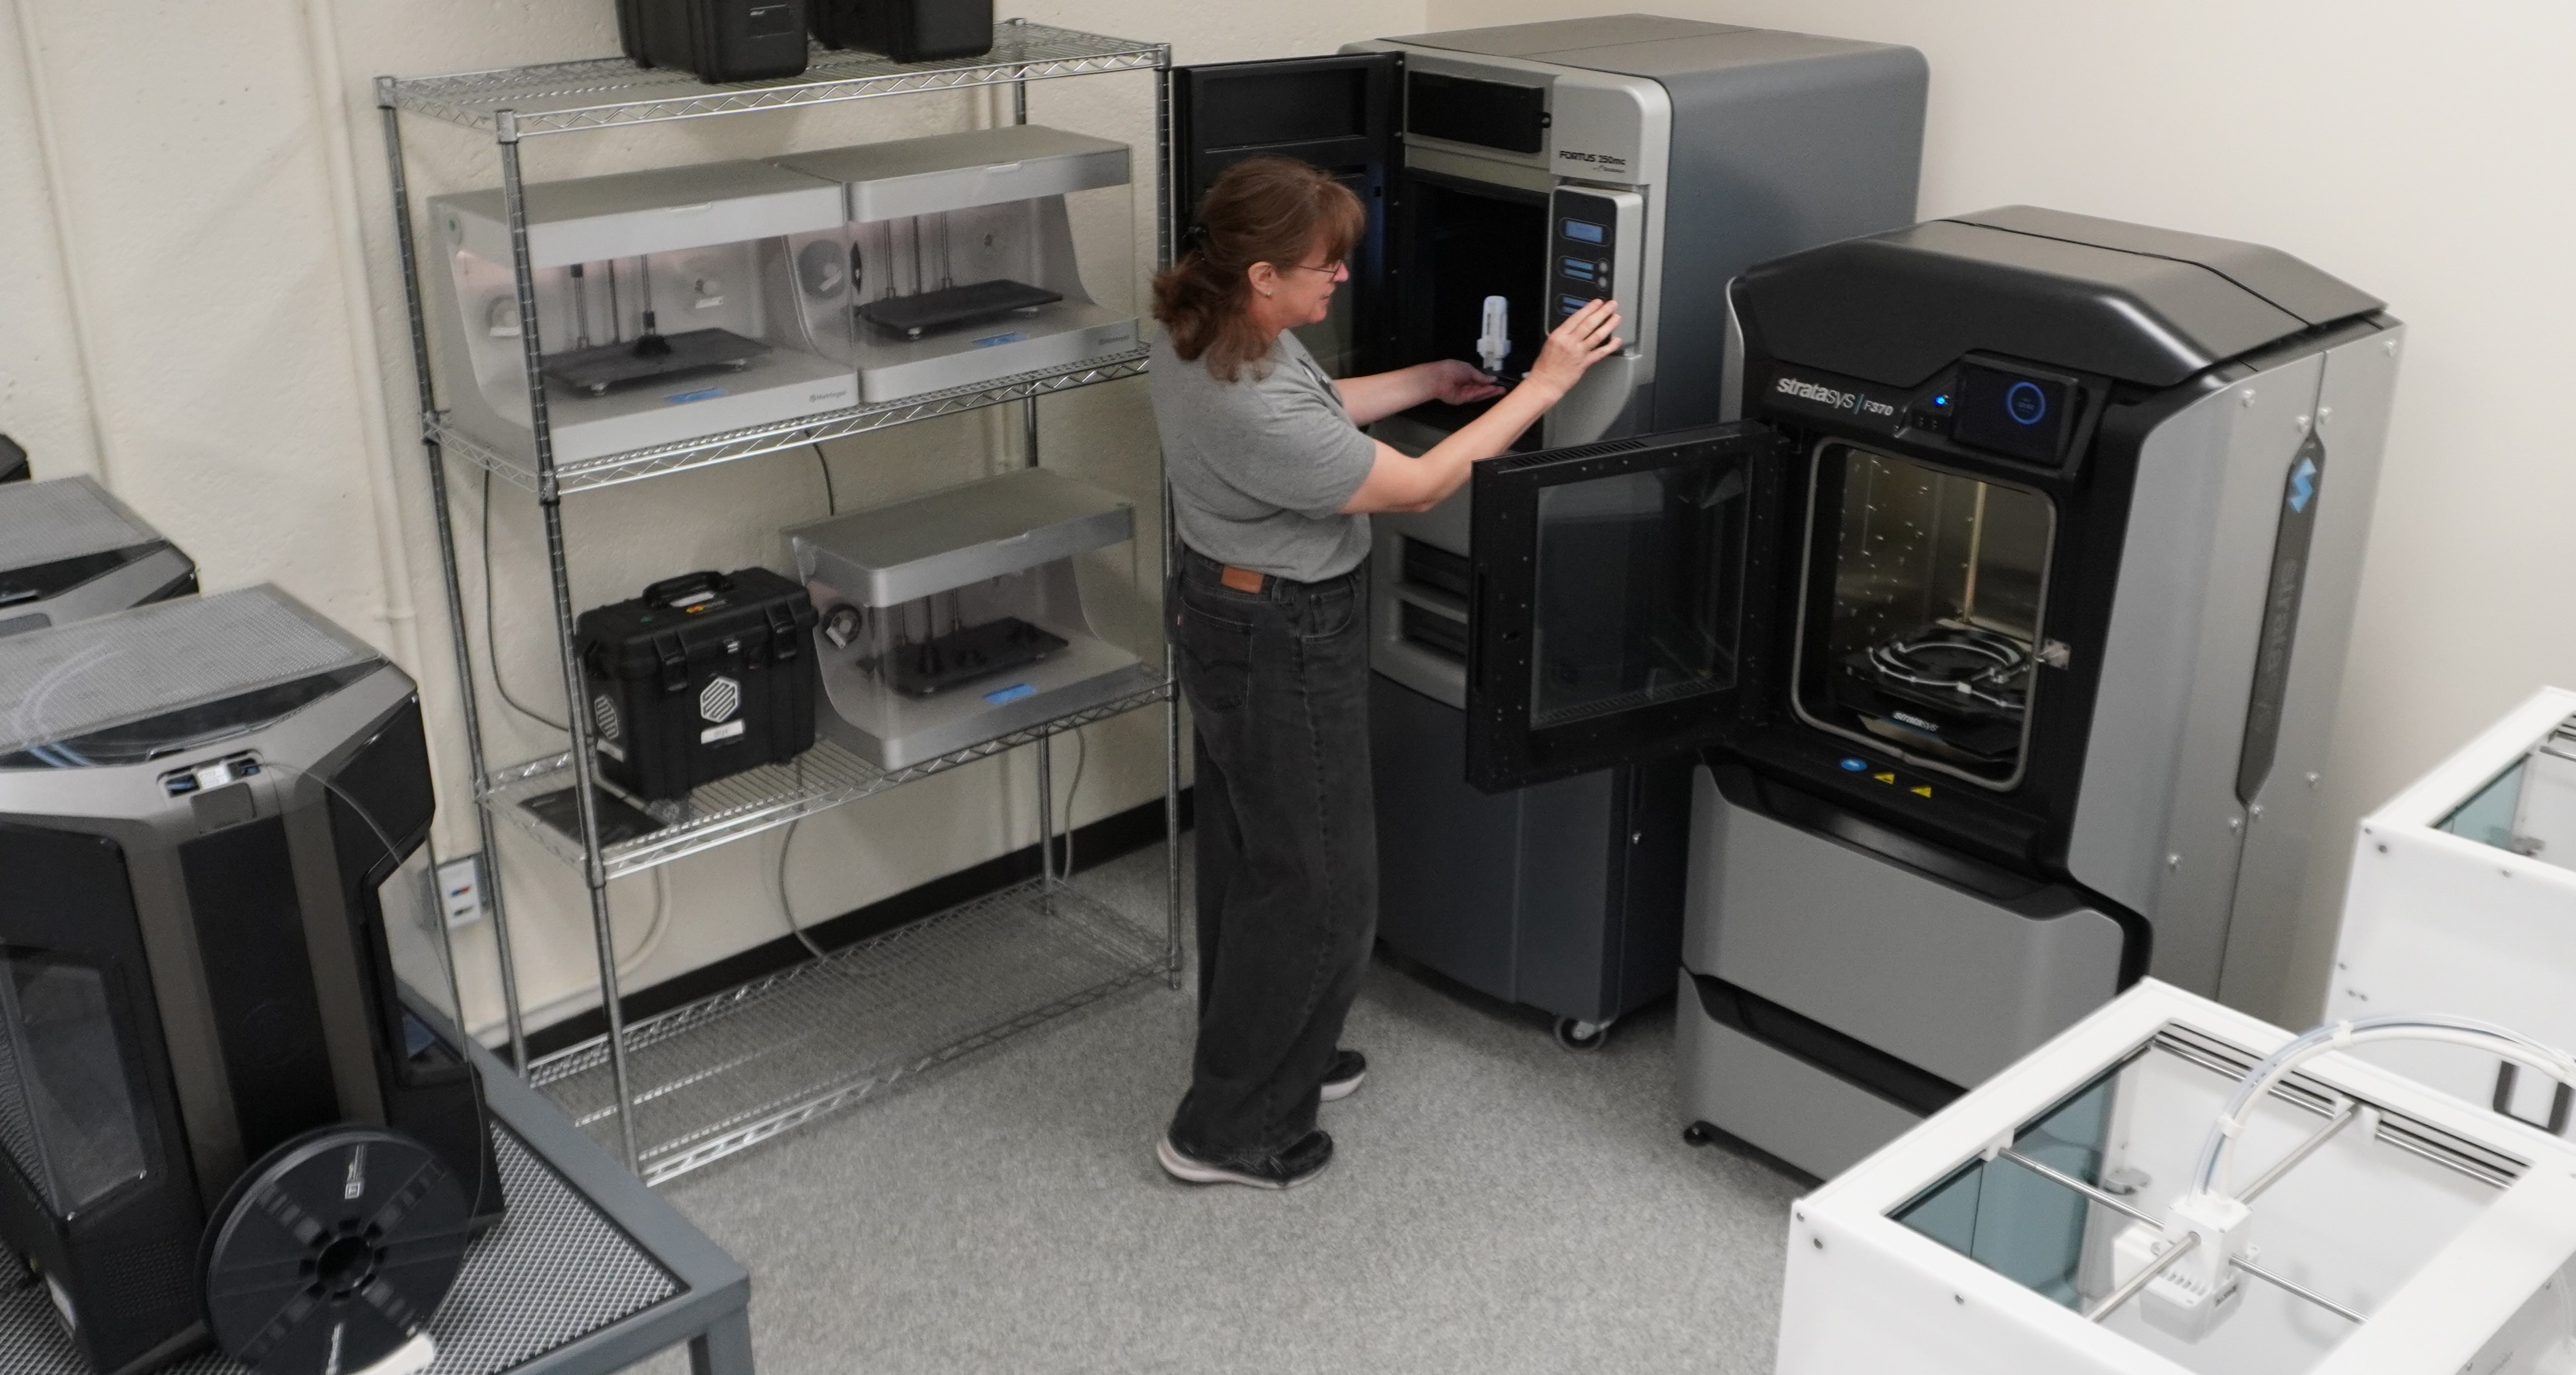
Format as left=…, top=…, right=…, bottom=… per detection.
left=483, top=672, right=1171, bottom=878
left=528, top=875, right=1164, bottom=1184
left=386, top=21, right=1161, bottom=135
left=433, top=345, right=1150, bottom=495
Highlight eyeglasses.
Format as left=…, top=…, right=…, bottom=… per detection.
left=1284, top=260, right=1348, bottom=278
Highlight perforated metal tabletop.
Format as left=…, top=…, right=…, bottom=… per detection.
left=0, top=1038, right=750, bottom=1375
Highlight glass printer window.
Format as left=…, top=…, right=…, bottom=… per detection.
left=0, top=956, right=151, bottom=1214
left=1800, top=445, right=2054, bottom=786
left=1527, top=462, right=1747, bottom=729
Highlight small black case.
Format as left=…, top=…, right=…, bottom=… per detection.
left=576, top=568, right=820, bottom=801
left=618, top=0, right=811, bottom=83
left=810, top=0, right=991, bottom=62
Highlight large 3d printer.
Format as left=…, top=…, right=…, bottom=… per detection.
left=1449, top=207, right=2399, bottom=1177
left=1170, top=15, right=1928, bottom=1046
left=0, top=589, right=498, bottom=1375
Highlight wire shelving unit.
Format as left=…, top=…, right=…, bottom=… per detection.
left=376, top=20, right=1181, bottom=1180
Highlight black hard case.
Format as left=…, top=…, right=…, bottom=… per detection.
left=810, top=0, right=991, bottom=62
left=577, top=569, right=819, bottom=801
left=618, top=0, right=811, bottom=83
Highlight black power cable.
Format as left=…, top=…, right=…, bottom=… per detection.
left=480, top=468, right=569, bottom=733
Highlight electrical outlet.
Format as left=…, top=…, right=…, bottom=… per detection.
left=436, top=855, right=486, bottom=929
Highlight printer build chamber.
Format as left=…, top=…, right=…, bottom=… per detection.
left=428, top=159, right=861, bottom=465
left=1780, top=981, right=2576, bottom=1375
left=775, top=124, right=1140, bottom=403
left=790, top=468, right=1159, bottom=769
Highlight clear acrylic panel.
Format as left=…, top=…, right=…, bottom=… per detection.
left=1892, top=1032, right=2505, bottom=1374
left=2437, top=720, right=2576, bottom=872
left=1807, top=445, right=2055, bottom=784
left=1528, top=461, right=1747, bottom=729
left=0, top=956, right=149, bottom=1215
left=1898, top=1071, right=2116, bottom=1309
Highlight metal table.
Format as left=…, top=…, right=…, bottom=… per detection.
left=0, top=1037, right=751, bottom=1375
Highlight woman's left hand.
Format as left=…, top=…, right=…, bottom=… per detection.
left=1422, top=359, right=1507, bottom=406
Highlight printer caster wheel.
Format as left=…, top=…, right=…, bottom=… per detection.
left=1683, top=1122, right=1718, bottom=1148
left=1554, top=1016, right=1610, bottom=1053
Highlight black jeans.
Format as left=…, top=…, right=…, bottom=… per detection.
left=1167, top=547, right=1378, bottom=1160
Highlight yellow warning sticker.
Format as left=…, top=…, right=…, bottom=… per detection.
left=1873, top=771, right=1897, bottom=785
left=1911, top=784, right=1933, bottom=798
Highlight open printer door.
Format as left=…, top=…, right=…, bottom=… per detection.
left=1169, top=53, right=1403, bottom=377
left=1464, top=422, right=1792, bottom=792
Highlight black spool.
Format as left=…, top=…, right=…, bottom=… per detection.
left=200, top=1125, right=472, bottom=1375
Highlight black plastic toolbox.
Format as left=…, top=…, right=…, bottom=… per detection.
left=576, top=568, right=819, bottom=801
left=618, top=0, right=811, bottom=84
left=810, top=0, right=991, bottom=63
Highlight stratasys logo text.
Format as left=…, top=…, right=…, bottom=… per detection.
left=1776, top=376, right=1854, bottom=409
left=1774, top=374, right=1896, bottom=419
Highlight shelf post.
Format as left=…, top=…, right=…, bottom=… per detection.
left=1156, top=44, right=1184, bottom=988
left=497, top=107, right=641, bottom=1172
left=378, top=78, right=532, bottom=1073
left=1036, top=728, right=1056, bottom=885
left=1015, top=52, right=1041, bottom=478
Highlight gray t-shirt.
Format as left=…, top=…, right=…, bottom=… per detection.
left=1150, top=330, right=1377, bottom=582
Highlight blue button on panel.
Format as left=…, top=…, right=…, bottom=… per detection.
left=1840, top=757, right=1868, bottom=772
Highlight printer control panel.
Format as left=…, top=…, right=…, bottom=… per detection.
left=1550, top=187, right=1643, bottom=340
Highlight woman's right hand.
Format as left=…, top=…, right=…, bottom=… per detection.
left=1520, top=298, right=1624, bottom=401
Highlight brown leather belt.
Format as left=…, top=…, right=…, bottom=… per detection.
left=1218, top=564, right=1267, bottom=595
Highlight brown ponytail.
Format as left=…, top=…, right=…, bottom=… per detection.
left=1153, top=157, right=1364, bottom=384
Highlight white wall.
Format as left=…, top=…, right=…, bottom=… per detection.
left=1425, top=0, right=2576, bottom=1023
left=0, top=0, right=1422, bottom=1041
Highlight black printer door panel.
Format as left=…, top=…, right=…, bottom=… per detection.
left=1170, top=53, right=1403, bottom=376
left=1464, top=422, right=1790, bottom=791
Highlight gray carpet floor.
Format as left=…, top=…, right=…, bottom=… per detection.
left=656, top=841, right=1810, bottom=1374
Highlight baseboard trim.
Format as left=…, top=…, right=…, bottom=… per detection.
left=521, top=788, right=1193, bottom=1060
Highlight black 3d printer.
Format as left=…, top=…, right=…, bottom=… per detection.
left=0, top=587, right=500, bottom=1375
left=1170, top=15, right=1928, bottom=1048
left=1456, top=206, right=2399, bottom=1177
left=0, top=476, right=196, bottom=641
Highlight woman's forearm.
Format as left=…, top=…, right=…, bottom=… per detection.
left=1407, top=382, right=1559, bottom=502
left=1343, top=379, right=1561, bottom=513
left=1335, top=363, right=1446, bottom=426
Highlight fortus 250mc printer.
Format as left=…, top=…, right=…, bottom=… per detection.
left=1170, top=14, right=1928, bottom=1047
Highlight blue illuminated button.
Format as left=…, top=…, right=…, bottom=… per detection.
left=2005, top=381, right=2048, bottom=425
left=1840, top=757, right=1868, bottom=772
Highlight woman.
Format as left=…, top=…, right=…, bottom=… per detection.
left=1150, top=156, right=1623, bottom=1189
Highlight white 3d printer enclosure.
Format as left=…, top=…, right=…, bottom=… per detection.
left=773, top=125, right=1139, bottom=404
left=787, top=468, right=1156, bottom=769
left=2329, top=687, right=2576, bottom=1132
left=427, top=159, right=861, bottom=465
left=1777, top=981, right=2576, bottom=1375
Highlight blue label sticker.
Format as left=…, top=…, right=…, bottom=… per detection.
left=984, top=683, right=1037, bottom=705
left=2287, top=455, right=2319, bottom=512
left=971, top=332, right=1029, bottom=348
left=666, top=386, right=728, bottom=404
